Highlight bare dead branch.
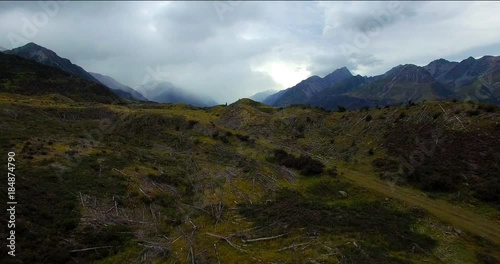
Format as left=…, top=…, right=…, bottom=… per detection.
left=242, top=233, right=285, bottom=243
left=70, top=246, right=113, bottom=252
left=206, top=233, right=248, bottom=253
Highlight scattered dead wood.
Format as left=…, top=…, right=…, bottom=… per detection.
left=206, top=233, right=248, bottom=253
left=112, top=168, right=128, bottom=176
left=79, top=192, right=85, bottom=208
left=277, top=241, right=313, bottom=252
left=139, top=188, right=151, bottom=199
left=70, top=246, right=113, bottom=252
left=242, top=233, right=285, bottom=243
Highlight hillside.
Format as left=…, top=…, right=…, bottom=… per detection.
left=0, top=93, right=498, bottom=263
left=0, top=53, right=122, bottom=103
left=3, top=43, right=149, bottom=101
left=4, top=43, right=101, bottom=83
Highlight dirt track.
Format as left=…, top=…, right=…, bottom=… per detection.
left=342, top=169, right=500, bottom=247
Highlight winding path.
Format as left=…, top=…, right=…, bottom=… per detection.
left=341, top=169, right=500, bottom=247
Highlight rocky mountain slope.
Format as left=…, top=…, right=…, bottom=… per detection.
left=263, top=67, right=352, bottom=106
left=4, top=42, right=100, bottom=83
left=262, top=55, right=500, bottom=109
left=0, top=52, right=121, bottom=103
left=4, top=43, right=145, bottom=101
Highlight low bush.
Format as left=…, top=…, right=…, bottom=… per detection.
left=271, top=149, right=324, bottom=176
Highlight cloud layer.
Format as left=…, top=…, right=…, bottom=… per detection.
left=1, top=1, right=499, bottom=103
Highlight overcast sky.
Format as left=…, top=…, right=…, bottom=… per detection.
left=1, top=1, right=500, bottom=103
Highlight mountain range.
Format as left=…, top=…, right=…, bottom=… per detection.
left=1, top=42, right=500, bottom=264
left=249, top=89, right=278, bottom=102
left=260, top=56, right=500, bottom=110
left=2, top=42, right=217, bottom=107
left=263, top=67, right=353, bottom=106
left=137, top=81, right=217, bottom=107
left=1, top=42, right=499, bottom=109
left=0, top=51, right=121, bottom=103
left=89, top=72, right=148, bottom=101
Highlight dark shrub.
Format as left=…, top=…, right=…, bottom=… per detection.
left=236, top=134, right=250, bottom=142
left=478, top=104, right=496, bottom=113
left=368, top=148, right=374, bottom=155
left=297, top=155, right=325, bottom=175
left=272, top=149, right=324, bottom=176
left=187, top=120, right=198, bottom=129
left=466, top=109, right=480, bottom=116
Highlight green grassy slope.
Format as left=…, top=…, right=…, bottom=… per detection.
left=0, top=94, right=499, bottom=263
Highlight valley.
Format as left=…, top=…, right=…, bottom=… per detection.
left=0, top=92, right=498, bottom=263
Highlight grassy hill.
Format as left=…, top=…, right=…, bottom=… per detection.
left=0, top=94, right=499, bottom=263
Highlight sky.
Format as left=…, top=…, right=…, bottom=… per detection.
left=1, top=1, right=500, bottom=103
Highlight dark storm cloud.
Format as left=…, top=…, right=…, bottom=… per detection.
left=0, top=1, right=499, bottom=102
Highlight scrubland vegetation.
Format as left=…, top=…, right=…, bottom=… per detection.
left=0, top=93, right=499, bottom=263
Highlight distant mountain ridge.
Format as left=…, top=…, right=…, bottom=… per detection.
left=4, top=42, right=100, bottom=83
left=261, top=55, right=500, bottom=109
left=90, top=72, right=147, bottom=101
left=263, top=67, right=352, bottom=106
left=249, top=90, right=278, bottom=102
left=0, top=52, right=121, bottom=103
left=4, top=42, right=146, bottom=101
left=137, top=81, right=218, bottom=107
left=4, top=43, right=498, bottom=108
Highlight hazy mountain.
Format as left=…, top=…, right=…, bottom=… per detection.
left=261, top=89, right=288, bottom=105
left=5, top=42, right=498, bottom=108
left=3, top=42, right=144, bottom=101
left=264, top=67, right=352, bottom=106
left=90, top=72, right=147, bottom=101
left=136, top=81, right=178, bottom=100
left=4, top=42, right=100, bottom=83
left=137, top=81, right=217, bottom=107
left=0, top=52, right=121, bottom=103
left=249, top=90, right=278, bottom=102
